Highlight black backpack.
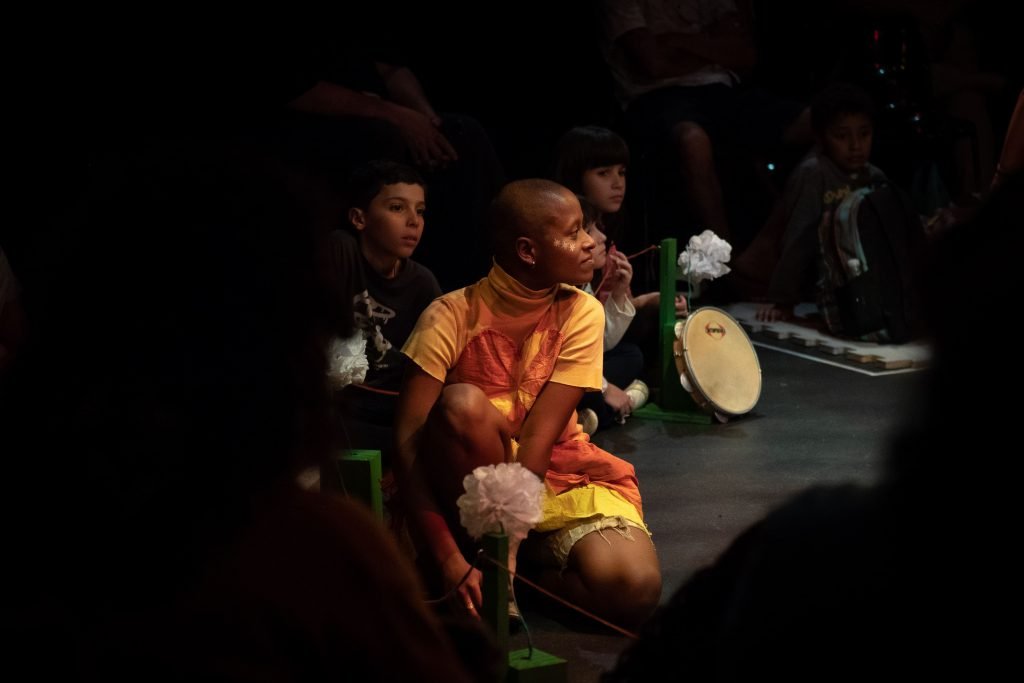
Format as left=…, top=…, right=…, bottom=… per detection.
left=817, top=184, right=926, bottom=343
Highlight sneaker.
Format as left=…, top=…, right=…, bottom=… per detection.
left=508, top=596, right=522, bottom=622
left=508, top=596, right=524, bottom=632
left=508, top=577, right=524, bottom=629
left=578, top=407, right=599, bottom=435
left=625, top=379, right=650, bottom=410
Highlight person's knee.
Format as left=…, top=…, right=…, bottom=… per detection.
left=674, top=122, right=713, bottom=160
left=577, top=547, right=662, bottom=626
left=631, top=561, right=663, bottom=600
left=434, top=384, right=495, bottom=437
left=618, top=566, right=662, bottom=625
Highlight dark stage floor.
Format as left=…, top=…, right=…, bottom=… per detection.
left=508, top=345, right=926, bottom=681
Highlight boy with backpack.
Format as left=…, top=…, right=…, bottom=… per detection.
left=757, top=83, right=889, bottom=323
left=759, top=83, right=927, bottom=342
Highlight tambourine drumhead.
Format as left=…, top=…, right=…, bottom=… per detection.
left=674, top=307, right=761, bottom=416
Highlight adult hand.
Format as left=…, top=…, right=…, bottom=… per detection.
left=384, top=103, right=458, bottom=169
left=442, top=551, right=482, bottom=619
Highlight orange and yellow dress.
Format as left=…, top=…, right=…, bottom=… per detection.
left=403, top=264, right=648, bottom=563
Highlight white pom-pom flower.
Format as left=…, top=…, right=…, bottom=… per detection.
left=457, top=463, right=544, bottom=541
left=326, top=333, right=369, bottom=389
left=678, top=229, right=732, bottom=284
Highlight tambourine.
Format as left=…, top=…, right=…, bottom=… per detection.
left=673, top=307, right=761, bottom=422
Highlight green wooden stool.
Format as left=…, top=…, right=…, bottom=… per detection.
left=334, top=449, right=384, bottom=521
left=481, top=533, right=567, bottom=683
left=632, top=237, right=712, bottom=424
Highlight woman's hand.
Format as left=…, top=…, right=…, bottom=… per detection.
left=382, top=103, right=458, bottom=168
left=442, top=551, right=483, bottom=619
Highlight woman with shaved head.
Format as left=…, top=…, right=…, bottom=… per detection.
left=396, top=179, right=661, bottom=629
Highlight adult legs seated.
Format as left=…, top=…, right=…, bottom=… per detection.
left=419, top=384, right=662, bottom=629
left=521, top=524, right=662, bottom=631
left=673, top=121, right=731, bottom=241
left=627, top=85, right=809, bottom=255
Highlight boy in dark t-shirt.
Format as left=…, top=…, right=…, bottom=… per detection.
left=328, top=161, right=441, bottom=461
left=758, top=83, right=888, bottom=322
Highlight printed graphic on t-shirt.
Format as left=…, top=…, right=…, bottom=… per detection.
left=353, top=289, right=396, bottom=367
left=823, top=185, right=854, bottom=208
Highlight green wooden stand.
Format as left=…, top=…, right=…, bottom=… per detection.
left=334, top=449, right=383, bottom=521
left=481, top=533, right=567, bottom=683
left=482, top=533, right=510, bottom=665
left=508, top=649, right=568, bottom=683
left=632, top=397, right=712, bottom=424
left=631, top=237, right=712, bottom=424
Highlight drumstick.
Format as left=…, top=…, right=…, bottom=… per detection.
left=597, top=244, right=689, bottom=316
left=625, top=245, right=659, bottom=260
left=595, top=244, right=660, bottom=296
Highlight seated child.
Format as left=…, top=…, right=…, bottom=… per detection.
left=553, top=125, right=687, bottom=320
left=575, top=196, right=646, bottom=432
left=394, top=179, right=662, bottom=628
left=328, top=160, right=441, bottom=465
left=756, top=83, right=888, bottom=321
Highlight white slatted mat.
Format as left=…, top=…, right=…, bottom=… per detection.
left=719, top=302, right=931, bottom=375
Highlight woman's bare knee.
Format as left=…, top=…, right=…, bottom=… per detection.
left=435, top=384, right=495, bottom=434
left=594, top=557, right=661, bottom=627
left=425, top=384, right=506, bottom=470
left=569, top=530, right=663, bottom=627
left=618, top=567, right=662, bottom=626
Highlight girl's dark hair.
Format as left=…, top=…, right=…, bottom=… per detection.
left=347, top=160, right=426, bottom=211
left=553, top=126, right=630, bottom=194
left=810, top=82, right=876, bottom=135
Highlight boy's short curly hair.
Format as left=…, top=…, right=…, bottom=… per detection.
left=811, top=82, right=876, bottom=135
left=347, top=160, right=426, bottom=212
